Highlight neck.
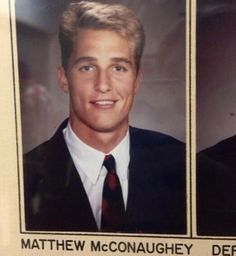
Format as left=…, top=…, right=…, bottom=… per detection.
left=70, top=119, right=129, bottom=153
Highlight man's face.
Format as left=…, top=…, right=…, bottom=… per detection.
left=58, top=29, right=141, bottom=134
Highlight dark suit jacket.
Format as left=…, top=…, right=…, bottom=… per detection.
left=24, top=119, right=186, bottom=234
left=197, top=135, right=236, bottom=236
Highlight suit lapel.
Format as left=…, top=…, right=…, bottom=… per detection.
left=40, top=120, right=98, bottom=231
left=125, top=127, right=156, bottom=232
left=125, top=127, right=185, bottom=234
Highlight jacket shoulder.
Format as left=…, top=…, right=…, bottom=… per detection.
left=24, top=119, right=69, bottom=175
left=129, top=126, right=185, bottom=148
left=199, top=134, right=236, bottom=157
left=198, top=134, right=236, bottom=169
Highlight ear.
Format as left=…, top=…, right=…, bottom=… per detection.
left=134, top=69, right=143, bottom=94
left=57, top=66, right=69, bottom=93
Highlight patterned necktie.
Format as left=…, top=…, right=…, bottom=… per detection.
left=100, top=154, right=125, bottom=232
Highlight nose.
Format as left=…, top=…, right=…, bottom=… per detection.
left=94, top=70, right=111, bottom=93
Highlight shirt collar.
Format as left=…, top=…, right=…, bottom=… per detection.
left=109, top=132, right=130, bottom=181
left=63, top=122, right=130, bottom=184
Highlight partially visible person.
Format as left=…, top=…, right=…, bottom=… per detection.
left=197, top=135, right=236, bottom=236
left=196, top=4, right=236, bottom=236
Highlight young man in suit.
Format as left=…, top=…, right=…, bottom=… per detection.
left=23, top=1, right=186, bottom=234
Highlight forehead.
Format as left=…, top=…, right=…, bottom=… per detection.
left=72, top=29, right=135, bottom=56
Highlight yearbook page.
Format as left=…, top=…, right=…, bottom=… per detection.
left=0, top=0, right=235, bottom=255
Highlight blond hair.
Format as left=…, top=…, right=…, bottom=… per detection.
left=59, top=1, right=145, bottom=70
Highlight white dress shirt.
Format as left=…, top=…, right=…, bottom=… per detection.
left=63, top=122, right=130, bottom=229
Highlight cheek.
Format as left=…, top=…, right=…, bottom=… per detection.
left=68, top=75, right=92, bottom=94
left=113, top=76, right=137, bottom=93
left=67, top=82, right=85, bottom=105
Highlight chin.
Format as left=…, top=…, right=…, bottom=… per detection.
left=89, top=120, right=128, bottom=134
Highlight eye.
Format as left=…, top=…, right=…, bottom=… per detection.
left=79, top=65, right=94, bottom=72
left=113, top=65, right=127, bottom=72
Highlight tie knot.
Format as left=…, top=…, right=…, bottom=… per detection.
left=103, top=154, right=115, bottom=173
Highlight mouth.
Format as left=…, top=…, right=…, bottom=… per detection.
left=90, top=99, right=117, bottom=107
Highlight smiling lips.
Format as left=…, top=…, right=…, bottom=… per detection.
left=90, top=99, right=118, bottom=108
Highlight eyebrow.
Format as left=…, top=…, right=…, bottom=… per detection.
left=72, top=56, right=96, bottom=67
left=110, top=57, right=133, bottom=66
left=72, top=56, right=133, bottom=67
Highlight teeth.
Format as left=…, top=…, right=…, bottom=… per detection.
left=94, top=100, right=114, bottom=105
